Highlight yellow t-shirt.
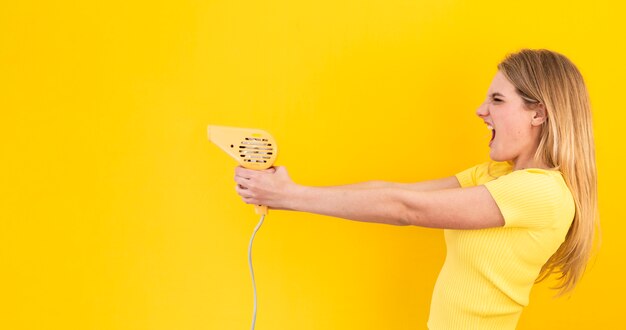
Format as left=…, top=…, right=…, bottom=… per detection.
left=427, top=161, right=575, bottom=329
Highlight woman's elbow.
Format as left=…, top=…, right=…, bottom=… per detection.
left=386, top=190, right=424, bottom=226
left=397, top=203, right=422, bottom=227
left=396, top=195, right=440, bottom=228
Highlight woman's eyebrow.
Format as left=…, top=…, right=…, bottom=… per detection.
left=489, top=92, right=505, bottom=98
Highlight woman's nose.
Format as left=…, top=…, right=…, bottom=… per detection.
left=475, top=102, right=488, bottom=117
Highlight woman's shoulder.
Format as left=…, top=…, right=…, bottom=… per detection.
left=485, top=166, right=575, bottom=229
left=457, top=161, right=565, bottom=188
left=507, top=166, right=567, bottom=184
left=489, top=162, right=564, bottom=184
left=498, top=166, right=569, bottom=194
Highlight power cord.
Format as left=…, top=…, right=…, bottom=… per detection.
left=248, top=214, right=265, bottom=330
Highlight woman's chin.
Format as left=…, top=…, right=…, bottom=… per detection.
left=489, top=149, right=509, bottom=162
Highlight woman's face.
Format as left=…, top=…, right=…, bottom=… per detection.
left=476, top=71, right=544, bottom=168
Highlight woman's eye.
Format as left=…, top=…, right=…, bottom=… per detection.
left=493, top=98, right=502, bottom=103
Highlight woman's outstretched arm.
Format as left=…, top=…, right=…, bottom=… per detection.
left=318, top=176, right=461, bottom=191
left=234, top=166, right=504, bottom=230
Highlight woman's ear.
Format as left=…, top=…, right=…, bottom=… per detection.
left=531, top=103, right=547, bottom=126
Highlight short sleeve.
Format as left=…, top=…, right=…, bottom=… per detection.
left=483, top=170, right=573, bottom=229
left=456, top=161, right=513, bottom=188
left=455, top=162, right=493, bottom=188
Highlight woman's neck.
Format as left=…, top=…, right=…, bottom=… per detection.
left=512, top=157, right=549, bottom=171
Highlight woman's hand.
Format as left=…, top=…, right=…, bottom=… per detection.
left=234, top=166, right=299, bottom=210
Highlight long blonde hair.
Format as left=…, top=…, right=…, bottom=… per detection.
left=498, top=49, right=600, bottom=295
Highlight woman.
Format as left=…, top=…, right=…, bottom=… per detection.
left=233, top=49, right=599, bottom=329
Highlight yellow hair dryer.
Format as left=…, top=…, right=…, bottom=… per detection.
left=208, top=125, right=278, bottom=215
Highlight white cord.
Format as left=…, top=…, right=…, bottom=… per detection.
left=248, top=214, right=265, bottom=330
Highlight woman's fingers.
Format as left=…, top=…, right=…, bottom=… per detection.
left=235, top=166, right=259, bottom=179
left=236, top=184, right=253, bottom=197
left=234, top=174, right=247, bottom=185
left=234, top=165, right=288, bottom=206
left=235, top=165, right=278, bottom=180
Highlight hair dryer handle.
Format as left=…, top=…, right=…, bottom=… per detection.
left=254, top=205, right=268, bottom=215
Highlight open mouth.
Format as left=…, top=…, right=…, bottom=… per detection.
left=488, top=125, right=495, bottom=144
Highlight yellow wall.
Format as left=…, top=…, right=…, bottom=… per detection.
left=2, top=0, right=624, bottom=329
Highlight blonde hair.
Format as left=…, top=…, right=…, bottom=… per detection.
left=497, top=49, right=600, bottom=295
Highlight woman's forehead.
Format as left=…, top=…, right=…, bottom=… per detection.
left=487, top=71, right=516, bottom=96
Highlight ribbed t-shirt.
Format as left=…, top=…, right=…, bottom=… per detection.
left=427, top=161, right=575, bottom=329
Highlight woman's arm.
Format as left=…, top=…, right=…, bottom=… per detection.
left=234, top=166, right=503, bottom=229
left=289, top=185, right=503, bottom=229
left=319, top=176, right=461, bottom=191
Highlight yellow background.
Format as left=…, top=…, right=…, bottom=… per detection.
left=1, top=0, right=624, bottom=329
